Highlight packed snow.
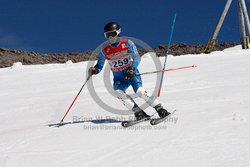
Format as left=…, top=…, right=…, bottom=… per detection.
left=0, top=45, right=250, bottom=167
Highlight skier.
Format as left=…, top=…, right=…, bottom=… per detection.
left=88, top=22, right=170, bottom=121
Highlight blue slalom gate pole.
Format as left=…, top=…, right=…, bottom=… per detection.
left=157, top=14, right=177, bottom=97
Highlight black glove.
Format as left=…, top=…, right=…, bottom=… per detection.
left=88, top=67, right=98, bottom=76
left=125, top=66, right=135, bottom=80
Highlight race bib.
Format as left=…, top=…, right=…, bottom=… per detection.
left=109, top=54, right=132, bottom=72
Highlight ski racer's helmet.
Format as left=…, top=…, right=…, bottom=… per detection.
left=104, top=22, right=121, bottom=38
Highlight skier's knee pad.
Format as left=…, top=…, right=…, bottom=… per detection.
left=136, top=87, right=160, bottom=107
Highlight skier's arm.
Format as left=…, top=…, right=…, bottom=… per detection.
left=127, top=40, right=140, bottom=68
left=94, top=50, right=106, bottom=73
left=89, top=50, right=105, bottom=76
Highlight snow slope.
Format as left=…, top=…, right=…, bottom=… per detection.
left=0, top=46, right=250, bottom=167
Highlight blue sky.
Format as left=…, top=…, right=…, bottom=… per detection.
left=0, top=0, right=249, bottom=53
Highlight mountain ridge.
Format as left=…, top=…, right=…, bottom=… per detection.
left=0, top=42, right=238, bottom=68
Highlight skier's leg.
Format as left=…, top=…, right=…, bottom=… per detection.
left=136, top=87, right=170, bottom=118
left=136, top=87, right=160, bottom=107
left=113, top=79, right=134, bottom=110
left=114, top=89, right=150, bottom=120
left=114, top=89, right=135, bottom=111
left=113, top=72, right=150, bottom=120
left=129, top=73, right=170, bottom=118
left=129, top=73, right=161, bottom=108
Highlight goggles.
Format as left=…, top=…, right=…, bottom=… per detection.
left=104, top=28, right=121, bottom=39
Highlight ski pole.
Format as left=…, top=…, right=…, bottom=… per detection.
left=135, top=65, right=197, bottom=76
left=60, top=75, right=91, bottom=123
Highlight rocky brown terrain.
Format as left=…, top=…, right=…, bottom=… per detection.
left=0, top=42, right=238, bottom=68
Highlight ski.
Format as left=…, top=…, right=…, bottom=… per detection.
left=121, top=117, right=151, bottom=128
left=150, top=110, right=177, bottom=125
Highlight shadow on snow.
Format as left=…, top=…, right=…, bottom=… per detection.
left=47, top=119, right=123, bottom=128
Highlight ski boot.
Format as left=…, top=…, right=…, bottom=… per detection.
left=134, top=110, right=151, bottom=121
left=154, top=104, right=170, bottom=118
left=132, top=104, right=150, bottom=121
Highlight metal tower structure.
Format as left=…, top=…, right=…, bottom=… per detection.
left=205, top=0, right=250, bottom=53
